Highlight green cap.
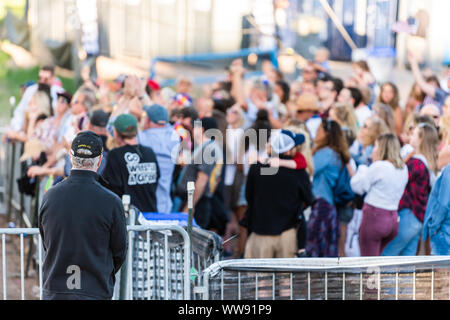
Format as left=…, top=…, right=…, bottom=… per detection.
left=114, top=114, right=138, bottom=134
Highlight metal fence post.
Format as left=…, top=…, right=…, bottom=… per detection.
left=119, top=195, right=131, bottom=300
left=6, top=143, right=16, bottom=221
left=187, top=182, right=195, bottom=244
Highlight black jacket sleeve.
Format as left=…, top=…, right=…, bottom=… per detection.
left=38, top=193, right=48, bottom=251
left=110, top=201, right=128, bottom=273
left=299, top=170, right=314, bottom=209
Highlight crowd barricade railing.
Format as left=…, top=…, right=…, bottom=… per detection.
left=114, top=205, right=192, bottom=300
left=0, top=127, right=6, bottom=214
left=190, top=226, right=223, bottom=299
left=114, top=206, right=223, bottom=300
left=1, top=137, right=42, bottom=229
left=0, top=223, right=192, bottom=300
left=0, top=228, right=43, bottom=300
left=197, top=257, right=450, bottom=300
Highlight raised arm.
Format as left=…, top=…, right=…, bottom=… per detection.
left=408, top=50, right=437, bottom=98
left=230, top=59, right=248, bottom=111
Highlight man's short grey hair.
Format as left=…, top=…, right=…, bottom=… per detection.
left=71, top=155, right=101, bottom=171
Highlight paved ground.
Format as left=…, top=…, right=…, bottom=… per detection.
left=0, top=215, right=40, bottom=300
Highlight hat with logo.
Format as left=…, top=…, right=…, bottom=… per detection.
left=70, top=131, right=104, bottom=158
left=270, top=129, right=305, bottom=155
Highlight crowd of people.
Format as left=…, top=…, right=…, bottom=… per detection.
left=3, top=47, right=450, bottom=258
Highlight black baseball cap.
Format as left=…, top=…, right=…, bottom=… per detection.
left=88, top=110, right=110, bottom=128
left=70, top=131, right=104, bottom=158
left=198, top=117, right=218, bottom=132
left=57, top=91, right=73, bottom=105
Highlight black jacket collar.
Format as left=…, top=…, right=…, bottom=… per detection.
left=69, top=169, right=100, bottom=181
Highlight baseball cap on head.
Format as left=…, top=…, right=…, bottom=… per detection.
left=147, top=79, right=161, bottom=91
left=144, top=104, right=169, bottom=124
left=296, top=93, right=319, bottom=112
left=194, top=117, right=218, bottom=136
left=113, top=113, right=138, bottom=135
left=71, top=131, right=104, bottom=159
left=57, top=91, right=73, bottom=105
left=88, top=109, right=110, bottom=128
left=270, top=129, right=305, bottom=155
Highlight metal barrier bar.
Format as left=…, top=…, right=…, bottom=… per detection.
left=2, top=234, right=6, bottom=300
left=200, top=257, right=450, bottom=300
left=0, top=228, right=40, bottom=300
left=1, top=224, right=192, bottom=300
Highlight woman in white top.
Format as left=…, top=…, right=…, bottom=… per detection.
left=349, top=133, right=409, bottom=256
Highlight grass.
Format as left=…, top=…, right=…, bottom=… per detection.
left=0, top=48, right=77, bottom=126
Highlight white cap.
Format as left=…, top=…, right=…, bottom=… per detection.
left=270, top=130, right=305, bottom=155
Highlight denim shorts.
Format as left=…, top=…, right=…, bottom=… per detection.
left=337, top=206, right=354, bottom=224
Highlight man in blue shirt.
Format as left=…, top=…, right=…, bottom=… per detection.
left=138, top=104, right=180, bottom=213
left=422, top=165, right=450, bottom=255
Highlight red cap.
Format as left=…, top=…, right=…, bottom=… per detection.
left=147, top=79, right=161, bottom=91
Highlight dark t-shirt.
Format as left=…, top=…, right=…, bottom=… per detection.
left=177, top=140, right=223, bottom=199
left=102, top=144, right=160, bottom=212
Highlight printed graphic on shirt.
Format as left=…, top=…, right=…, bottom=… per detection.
left=124, top=152, right=157, bottom=186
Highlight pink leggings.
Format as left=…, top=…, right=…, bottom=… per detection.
left=359, top=203, right=399, bottom=256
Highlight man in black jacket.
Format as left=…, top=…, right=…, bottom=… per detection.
left=38, top=131, right=127, bottom=300
left=244, top=129, right=314, bottom=258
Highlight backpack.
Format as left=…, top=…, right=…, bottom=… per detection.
left=333, top=165, right=355, bottom=208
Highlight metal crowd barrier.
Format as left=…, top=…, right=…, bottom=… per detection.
left=0, top=128, right=6, bottom=214
left=1, top=139, right=42, bottom=229
left=191, top=226, right=223, bottom=298
left=0, top=224, right=191, bottom=300
left=115, top=206, right=223, bottom=300
left=0, top=228, right=43, bottom=300
left=197, top=257, right=450, bottom=300
left=117, top=224, right=191, bottom=300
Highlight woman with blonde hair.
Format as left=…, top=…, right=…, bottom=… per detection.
left=350, top=133, right=408, bottom=256
left=372, top=103, right=396, bottom=134
left=351, top=115, right=389, bottom=166
left=329, top=102, right=358, bottom=147
left=6, top=91, right=51, bottom=142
